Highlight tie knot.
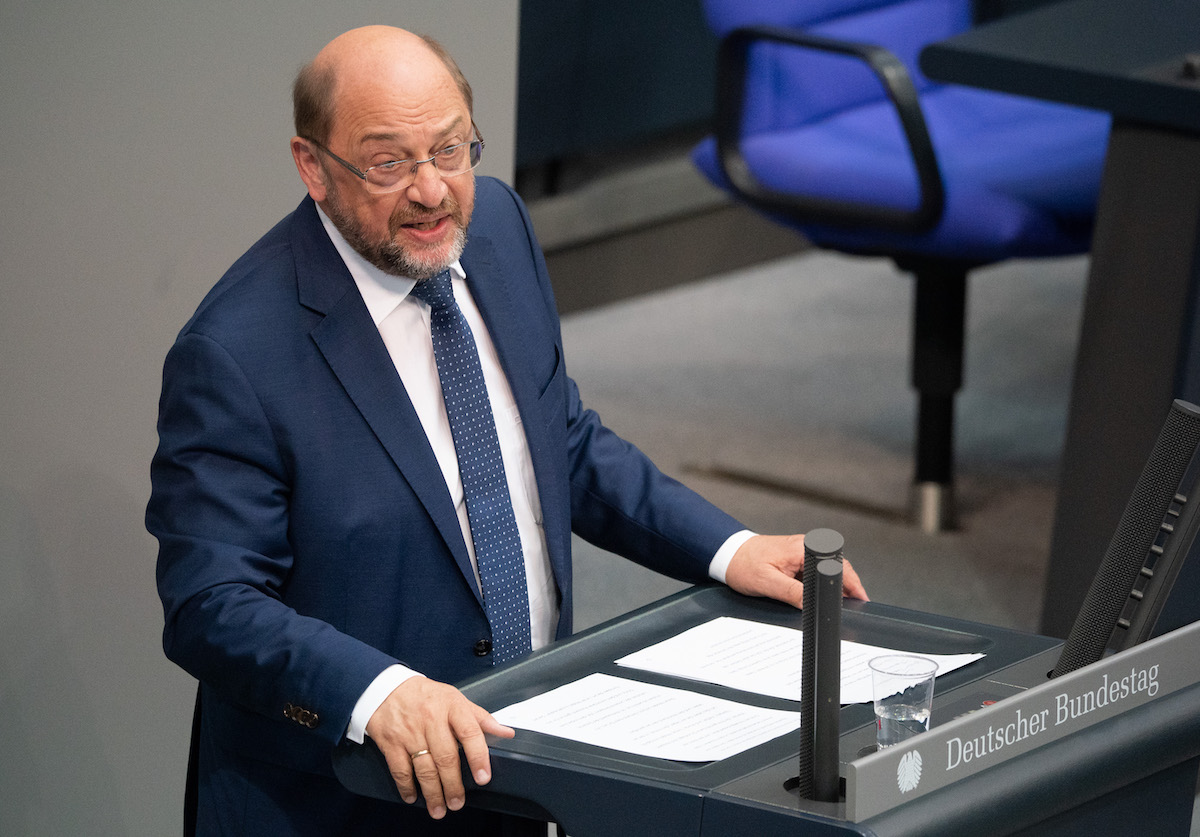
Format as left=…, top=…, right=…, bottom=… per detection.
left=409, top=269, right=455, bottom=312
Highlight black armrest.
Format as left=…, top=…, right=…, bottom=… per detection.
left=714, top=24, right=945, bottom=234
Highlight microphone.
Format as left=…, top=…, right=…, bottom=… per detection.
left=796, top=528, right=845, bottom=802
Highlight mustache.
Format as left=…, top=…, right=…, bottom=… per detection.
left=388, top=196, right=462, bottom=238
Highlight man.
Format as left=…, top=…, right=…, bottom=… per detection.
left=148, top=25, right=866, bottom=836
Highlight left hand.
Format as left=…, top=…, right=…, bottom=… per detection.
left=724, top=534, right=869, bottom=609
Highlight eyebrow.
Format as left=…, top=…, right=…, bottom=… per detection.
left=358, top=118, right=468, bottom=154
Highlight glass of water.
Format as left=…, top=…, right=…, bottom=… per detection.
left=869, top=655, right=938, bottom=749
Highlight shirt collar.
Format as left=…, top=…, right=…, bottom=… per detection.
left=315, top=202, right=465, bottom=327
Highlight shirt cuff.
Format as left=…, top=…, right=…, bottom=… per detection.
left=345, top=664, right=423, bottom=744
left=708, top=529, right=757, bottom=585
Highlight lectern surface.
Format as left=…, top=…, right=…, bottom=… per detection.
left=335, top=586, right=1062, bottom=835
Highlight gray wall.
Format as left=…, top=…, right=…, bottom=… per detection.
left=0, top=3, right=519, bottom=834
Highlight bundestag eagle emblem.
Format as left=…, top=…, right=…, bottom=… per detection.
left=896, top=750, right=923, bottom=793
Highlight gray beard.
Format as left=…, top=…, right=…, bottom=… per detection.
left=322, top=191, right=467, bottom=281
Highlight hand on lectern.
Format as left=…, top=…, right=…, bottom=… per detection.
left=724, top=533, right=869, bottom=608
left=365, top=675, right=515, bottom=819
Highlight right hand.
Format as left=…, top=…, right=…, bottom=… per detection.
left=365, top=675, right=515, bottom=819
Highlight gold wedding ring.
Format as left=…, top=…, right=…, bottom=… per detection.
left=409, top=748, right=431, bottom=760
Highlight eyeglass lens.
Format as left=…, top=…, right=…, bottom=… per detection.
left=365, top=141, right=482, bottom=191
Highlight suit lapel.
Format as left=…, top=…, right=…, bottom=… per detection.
left=290, top=199, right=482, bottom=604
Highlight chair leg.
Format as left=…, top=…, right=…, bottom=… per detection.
left=906, top=261, right=969, bottom=533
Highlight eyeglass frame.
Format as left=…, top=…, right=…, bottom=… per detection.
left=302, top=125, right=485, bottom=194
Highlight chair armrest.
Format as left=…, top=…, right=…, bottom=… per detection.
left=715, top=24, right=946, bottom=234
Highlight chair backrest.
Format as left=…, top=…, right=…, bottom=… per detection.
left=703, top=0, right=973, bottom=133
left=702, top=0, right=972, bottom=39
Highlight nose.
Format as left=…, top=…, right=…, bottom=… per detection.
left=404, top=159, right=449, bottom=208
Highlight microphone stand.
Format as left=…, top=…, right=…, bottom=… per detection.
left=796, top=528, right=845, bottom=802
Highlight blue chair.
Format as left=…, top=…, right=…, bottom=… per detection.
left=692, top=0, right=1110, bottom=531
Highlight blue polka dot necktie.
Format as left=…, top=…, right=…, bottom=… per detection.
left=409, top=270, right=532, bottom=664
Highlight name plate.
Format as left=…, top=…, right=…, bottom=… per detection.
left=843, top=619, right=1200, bottom=821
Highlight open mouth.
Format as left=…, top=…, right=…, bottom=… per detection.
left=388, top=197, right=461, bottom=240
left=404, top=217, right=443, bottom=231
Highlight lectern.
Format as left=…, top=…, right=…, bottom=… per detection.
left=333, top=585, right=1200, bottom=836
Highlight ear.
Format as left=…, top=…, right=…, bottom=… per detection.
left=290, top=136, right=328, bottom=202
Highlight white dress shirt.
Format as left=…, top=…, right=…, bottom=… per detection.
left=312, top=207, right=753, bottom=743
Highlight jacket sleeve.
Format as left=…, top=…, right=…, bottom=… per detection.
left=562, top=371, right=746, bottom=583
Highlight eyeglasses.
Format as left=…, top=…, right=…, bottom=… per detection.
left=305, top=127, right=485, bottom=194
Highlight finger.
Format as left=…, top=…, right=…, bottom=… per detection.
left=381, top=744, right=420, bottom=805
left=479, top=713, right=516, bottom=742
left=410, top=741, right=452, bottom=819
left=432, top=702, right=495, bottom=815
left=432, top=742, right=468, bottom=814
left=456, top=708, right=513, bottom=788
left=763, top=571, right=806, bottom=610
left=841, top=560, right=870, bottom=601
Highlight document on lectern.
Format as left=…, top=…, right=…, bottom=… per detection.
left=615, top=616, right=985, bottom=704
left=493, top=672, right=802, bottom=762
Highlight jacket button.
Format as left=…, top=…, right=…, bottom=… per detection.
left=283, top=702, right=319, bottom=729
left=473, top=639, right=492, bottom=657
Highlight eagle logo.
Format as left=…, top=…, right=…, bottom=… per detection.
left=897, top=750, right=923, bottom=794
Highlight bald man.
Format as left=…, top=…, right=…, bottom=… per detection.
left=148, top=26, right=866, bottom=836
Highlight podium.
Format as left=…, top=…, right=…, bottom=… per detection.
left=334, top=586, right=1200, bottom=836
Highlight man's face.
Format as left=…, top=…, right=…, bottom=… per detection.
left=310, top=58, right=476, bottom=280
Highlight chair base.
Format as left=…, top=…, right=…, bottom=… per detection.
left=911, top=481, right=955, bottom=533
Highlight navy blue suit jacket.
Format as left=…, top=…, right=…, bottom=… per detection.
left=148, top=177, right=744, bottom=781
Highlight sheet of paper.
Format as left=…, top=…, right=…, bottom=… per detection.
left=615, top=616, right=985, bottom=705
left=493, top=672, right=802, bottom=762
